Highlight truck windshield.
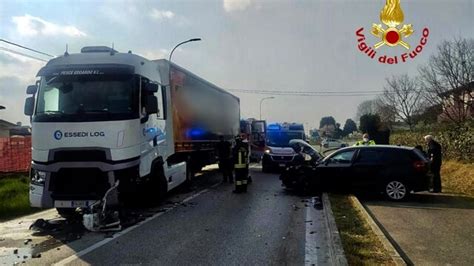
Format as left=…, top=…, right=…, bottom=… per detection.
left=267, top=131, right=304, bottom=147
left=33, top=75, right=139, bottom=122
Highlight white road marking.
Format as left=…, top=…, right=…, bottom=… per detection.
left=54, top=187, right=213, bottom=266
left=305, top=197, right=331, bottom=266
left=305, top=197, right=319, bottom=266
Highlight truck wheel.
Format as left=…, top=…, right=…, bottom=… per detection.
left=143, top=165, right=167, bottom=205
left=56, top=208, right=77, bottom=218
left=155, top=169, right=168, bottom=203
left=384, top=180, right=409, bottom=201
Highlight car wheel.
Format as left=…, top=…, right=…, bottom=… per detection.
left=384, top=180, right=409, bottom=201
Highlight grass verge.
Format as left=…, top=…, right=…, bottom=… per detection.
left=441, top=161, right=474, bottom=196
left=0, top=173, right=40, bottom=221
left=329, top=194, right=395, bottom=265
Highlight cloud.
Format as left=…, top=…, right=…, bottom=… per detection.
left=0, top=75, right=30, bottom=125
left=12, top=14, right=87, bottom=37
left=150, top=9, right=175, bottom=20
left=223, top=0, right=253, bottom=12
left=0, top=56, right=43, bottom=125
left=136, top=49, right=170, bottom=60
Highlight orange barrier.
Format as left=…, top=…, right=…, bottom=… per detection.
left=0, top=136, right=31, bottom=173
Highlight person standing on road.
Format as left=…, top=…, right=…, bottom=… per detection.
left=217, top=136, right=233, bottom=183
left=354, top=133, right=376, bottom=146
left=233, top=136, right=249, bottom=193
left=424, top=135, right=442, bottom=193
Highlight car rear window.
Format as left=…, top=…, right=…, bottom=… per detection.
left=381, top=149, right=413, bottom=164
left=412, top=148, right=430, bottom=162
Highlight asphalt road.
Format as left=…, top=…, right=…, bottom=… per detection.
left=1, top=165, right=333, bottom=265
left=362, top=193, right=474, bottom=266
left=71, top=167, right=307, bottom=265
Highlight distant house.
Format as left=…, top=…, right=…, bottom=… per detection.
left=439, top=81, right=474, bottom=122
left=0, top=119, right=31, bottom=137
left=0, top=119, right=16, bottom=137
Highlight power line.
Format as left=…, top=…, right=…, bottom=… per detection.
left=0, top=47, right=48, bottom=62
left=0, top=38, right=54, bottom=57
left=228, top=89, right=385, bottom=97
left=229, top=89, right=385, bottom=94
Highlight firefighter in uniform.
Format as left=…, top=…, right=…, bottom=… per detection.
left=233, top=136, right=249, bottom=193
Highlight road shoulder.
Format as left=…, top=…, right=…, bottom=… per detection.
left=349, top=196, right=406, bottom=266
left=329, top=194, right=397, bottom=265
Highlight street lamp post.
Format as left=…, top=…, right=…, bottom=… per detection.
left=168, top=38, right=201, bottom=88
left=259, top=96, right=275, bottom=120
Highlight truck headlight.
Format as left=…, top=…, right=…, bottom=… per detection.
left=265, top=149, right=271, bottom=154
left=31, top=169, right=46, bottom=185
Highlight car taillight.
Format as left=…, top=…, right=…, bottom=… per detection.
left=413, top=161, right=426, bottom=172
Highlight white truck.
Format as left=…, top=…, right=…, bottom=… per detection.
left=24, top=46, right=240, bottom=227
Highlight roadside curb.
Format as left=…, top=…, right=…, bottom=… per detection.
left=349, top=196, right=407, bottom=266
left=322, top=193, right=348, bottom=266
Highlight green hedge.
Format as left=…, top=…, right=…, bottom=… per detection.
left=390, top=123, right=473, bottom=162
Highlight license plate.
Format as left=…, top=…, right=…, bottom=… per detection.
left=54, top=200, right=92, bottom=208
left=279, top=163, right=286, bottom=167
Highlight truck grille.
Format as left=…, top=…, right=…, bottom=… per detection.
left=52, top=150, right=107, bottom=162
left=270, top=155, right=294, bottom=162
left=49, top=168, right=109, bottom=200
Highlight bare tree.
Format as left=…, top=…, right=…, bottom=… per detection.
left=419, top=38, right=474, bottom=125
left=356, top=98, right=396, bottom=129
left=374, top=97, right=397, bottom=129
left=355, top=100, right=377, bottom=121
left=380, top=74, right=424, bottom=130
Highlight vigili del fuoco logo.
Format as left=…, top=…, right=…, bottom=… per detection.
left=355, top=0, right=430, bottom=64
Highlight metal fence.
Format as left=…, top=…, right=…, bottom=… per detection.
left=0, top=136, right=31, bottom=173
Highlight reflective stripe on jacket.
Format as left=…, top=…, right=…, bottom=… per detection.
left=234, top=147, right=249, bottom=169
left=354, top=140, right=376, bottom=146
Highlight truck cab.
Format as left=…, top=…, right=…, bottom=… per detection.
left=24, top=46, right=180, bottom=212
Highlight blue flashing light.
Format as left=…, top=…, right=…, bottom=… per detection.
left=186, top=127, right=206, bottom=138
left=267, top=124, right=281, bottom=131
left=146, top=127, right=157, bottom=134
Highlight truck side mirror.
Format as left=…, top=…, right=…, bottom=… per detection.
left=145, top=83, right=159, bottom=93
left=145, top=95, right=158, bottom=114
left=26, top=85, right=38, bottom=94
left=24, top=97, right=35, bottom=116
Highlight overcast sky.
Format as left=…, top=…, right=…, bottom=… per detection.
left=0, top=0, right=473, bottom=130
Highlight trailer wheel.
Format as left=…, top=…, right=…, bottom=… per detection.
left=262, top=163, right=270, bottom=173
